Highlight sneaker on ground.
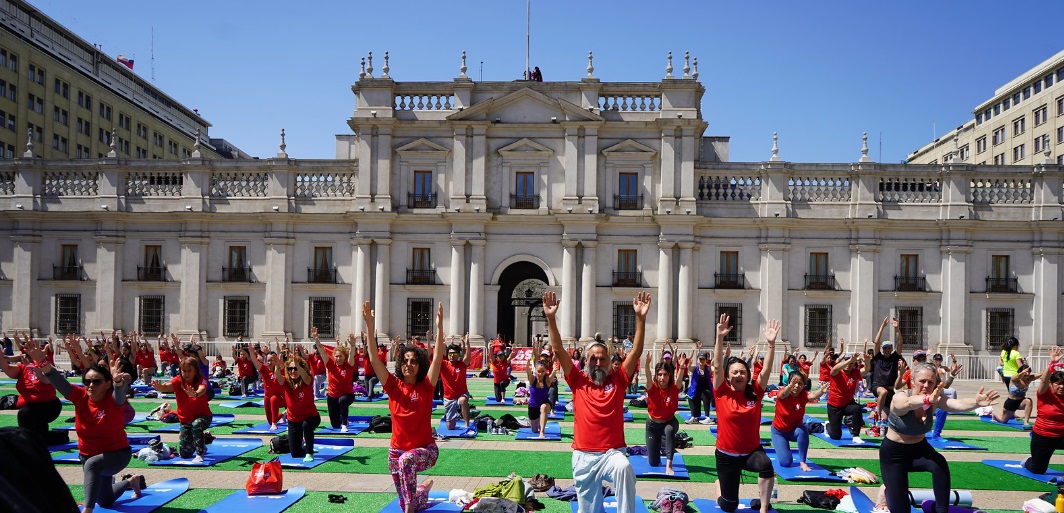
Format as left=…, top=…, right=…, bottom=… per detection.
left=685, top=417, right=699, bottom=425
left=340, top=425, right=348, bottom=433
left=302, top=454, right=314, bottom=463
left=852, top=436, right=864, bottom=444
left=699, top=417, right=712, bottom=425
left=190, top=455, right=204, bottom=464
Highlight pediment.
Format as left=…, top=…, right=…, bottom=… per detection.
left=601, top=139, right=657, bottom=160
left=448, top=87, right=603, bottom=123
left=498, top=138, right=553, bottom=158
left=395, top=138, right=450, bottom=157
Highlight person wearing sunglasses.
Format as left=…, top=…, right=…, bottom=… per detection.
left=441, top=333, right=473, bottom=433
left=1023, top=346, right=1064, bottom=475
left=314, top=329, right=357, bottom=432
left=150, top=356, right=212, bottom=463
left=365, top=300, right=446, bottom=513
left=272, top=352, right=320, bottom=462
left=27, top=338, right=144, bottom=512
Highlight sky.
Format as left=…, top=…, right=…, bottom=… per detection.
left=27, top=0, right=1064, bottom=163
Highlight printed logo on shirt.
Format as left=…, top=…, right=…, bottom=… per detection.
left=746, top=400, right=756, bottom=408
left=95, top=410, right=105, bottom=421
left=604, top=383, right=615, bottom=393
left=411, top=391, right=419, bottom=402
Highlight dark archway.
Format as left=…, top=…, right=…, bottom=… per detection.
left=496, top=261, right=549, bottom=346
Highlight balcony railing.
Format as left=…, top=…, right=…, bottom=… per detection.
left=510, top=194, right=539, bottom=209
left=407, top=193, right=436, bottom=209
left=613, top=194, right=644, bottom=210
left=52, top=265, right=83, bottom=281
left=714, top=272, right=745, bottom=289
left=406, top=268, right=437, bottom=285
left=894, top=275, right=927, bottom=292
left=222, top=266, right=252, bottom=283
left=613, top=271, right=642, bottom=287
left=307, top=267, right=337, bottom=284
left=986, top=277, right=1018, bottom=293
left=137, top=266, right=167, bottom=282
left=804, top=273, right=836, bottom=291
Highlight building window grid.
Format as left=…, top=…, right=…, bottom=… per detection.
left=309, top=297, right=335, bottom=338
left=716, top=303, right=742, bottom=344
left=992, top=127, right=1005, bottom=146
left=55, top=293, right=80, bottom=335
left=223, top=296, right=250, bottom=337
left=1013, top=144, right=1025, bottom=163
left=138, top=295, right=165, bottom=336
left=804, top=304, right=832, bottom=348
left=612, top=301, right=636, bottom=341
left=897, top=306, right=923, bottom=347
left=407, top=298, right=433, bottom=339
left=1013, top=117, right=1026, bottom=137
left=986, top=308, right=1015, bottom=352
left=1035, top=105, right=1048, bottom=126
left=976, top=136, right=987, bottom=154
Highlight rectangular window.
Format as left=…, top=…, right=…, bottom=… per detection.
left=612, top=301, right=636, bottom=343
left=61, top=244, right=78, bottom=268
left=77, top=91, right=92, bottom=109
left=309, top=297, right=335, bottom=338
left=992, top=127, right=1005, bottom=145
left=1035, top=81, right=1043, bottom=94
left=311, top=247, right=334, bottom=283
left=514, top=171, right=536, bottom=208
left=1013, top=144, right=1025, bottom=162
left=136, top=146, right=147, bottom=158
left=1024, top=86, right=1032, bottom=100
left=53, top=78, right=69, bottom=99
left=224, top=246, right=248, bottom=282
left=898, top=253, right=920, bottom=291
left=958, top=144, right=969, bottom=161
left=52, top=107, right=68, bottom=126
left=1058, top=126, right=1063, bottom=144
left=1035, top=134, right=1049, bottom=153
left=804, top=304, right=832, bottom=348
left=409, top=247, right=432, bottom=284
left=1035, top=105, right=1048, bottom=126
left=153, top=131, right=163, bottom=147
left=976, top=136, right=986, bottom=154
left=27, top=93, right=42, bottom=114
left=897, top=306, right=923, bottom=347
left=717, top=250, right=742, bottom=288
left=138, top=295, right=164, bottom=336
left=986, top=308, right=1015, bottom=352
left=99, top=102, right=112, bottom=121
left=807, top=252, right=830, bottom=289
left=615, top=249, right=638, bottom=286
left=143, top=244, right=162, bottom=279
left=991, top=255, right=1009, bottom=280
left=1047, top=75, right=1054, bottom=87
left=616, top=172, right=640, bottom=209
left=410, top=170, right=434, bottom=207
left=716, top=303, right=741, bottom=344
left=1003, top=98, right=1011, bottom=110
left=223, top=296, right=250, bottom=337
left=1058, top=97, right=1064, bottom=116
left=993, top=104, right=1000, bottom=115
left=118, top=113, right=130, bottom=131
left=7, top=52, right=15, bottom=72
left=55, top=294, right=80, bottom=334
left=407, top=298, right=433, bottom=338
left=994, top=153, right=1005, bottom=165
left=1013, top=117, right=1026, bottom=136
left=28, top=64, right=43, bottom=85
left=136, top=122, right=147, bottom=139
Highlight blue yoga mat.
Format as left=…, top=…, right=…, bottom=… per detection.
left=982, top=459, right=1064, bottom=484
left=926, top=437, right=986, bottom=451
left=317, top=415, right=372, bottom=435
left=234, top=422, right=287, bottom=435
left=554, top=398, right=568, bottom=412
left=354, top=394, right=387, bottom=402
left=978, top=415, right=1030, bottom=430
left=198, top=486, right=305, bottom=513
left=380, top=490, right=461, bottom=513
left=149, top=437, right=261, bottom=467
left=52, top=434, right=160, bottom=463
left=56, top=413, right=150, bottom=431
left=629, top=453, right=689, bottom=479
left=848, top=485, right=921, bottom=513
left=437, top=419, right=478, bottom=438
left=569, top=496, right=650, bottom=513
left=812, top=428, right=879, bottom=448
left=763, top=448, right=843, bottom=481
left=91, top=477, right=190, bottom=513
left=547, top=409, right=568, bottom=419
left=676, top=411, right=712, bottom=422
left=0, top=379, right=15, bottom=386
left=515, top=421, right=561, bottom=440
left=484, top=396, right=514, bottom=406
left=623, top=410, right=634, bottom=422
left=691, top=498, right=775, bottom=513
left=216, top=400, right=264, bottom=408
left=149, top=414, right=235, bottom=432
left=277, top=438, right=353, bottom=468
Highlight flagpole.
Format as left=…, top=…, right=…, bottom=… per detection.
left=525, top=0, right=530, bottom=79
left=151, top=27, right=155, bottom=82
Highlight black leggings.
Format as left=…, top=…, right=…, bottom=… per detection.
left=826, top=401, right=864, bottom=439
left=363, top=376, right=380, bottom=397
left=880, top=438, right=950, bottom=513
left=326, top=394, right=355, bottom=429
left=690, top=384, right=713, bottom=418
left=18, top=399, right=62, bottom=436
left=493, top=382, right=508, bottom=402
left=287, top=415, right=321, bottom=458
left=80, top=446, right=133, bottom=509
left=645, top=417, right=679, bottom=467
left=1025, top=431, right=1064, bottom=474
left=714, top=447, right=773, bottom=513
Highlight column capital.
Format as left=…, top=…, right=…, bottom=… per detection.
left=263, top=237, right=295, bottom=246
left=939, top=244, right=972, bottom=255
left=1032, top=246, right=1064, bottom=256
left=373, top=238, right=393, bottom=246
left=658, top=240, right=676, bottom=250
left=758, top=242, right=790, bottom=252
left=580, top=240, right=598, bottom=249
left=677, top=241, right=697, bottom=250
left=562, top=240, right=579, bottom=249
left=468, top=239, right=486, bottom=247
left=350, top=237, right=371, bottom=247
left=450, top=239, right=468, bottom=248
left=847, top=243, right=880, bottom=253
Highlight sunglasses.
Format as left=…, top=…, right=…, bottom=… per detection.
left=82, top=378, right=105, bottom=386
left=286, top=367, right=298, bottom=372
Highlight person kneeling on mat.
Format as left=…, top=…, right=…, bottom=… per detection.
left=315, top=329, right=357, bottom=432
left=441, top=335, right=473, bottom=433
left=643, top=352, right=681, bottom=475
left=545, top=290, right=651, bottom=513
left=1023, top=347, right=1064, bottom=475
left=525, top=340, right=553, bottom=439
left=827, top=345, right=869, bottom=443
left=880, top=362, right=997, bottom=513
left=273, top=352, right=320, bottom=463
left=151, top=357, right=212, bottom=462
left=770, top=370, right=826, bottom=472
left=992, top=363, right=1032, bottom=429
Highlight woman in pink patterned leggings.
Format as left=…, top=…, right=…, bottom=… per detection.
left=364, top=300, right=446, bottom=513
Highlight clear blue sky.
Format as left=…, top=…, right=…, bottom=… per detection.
left=29, top=0, right=1064, bottom=163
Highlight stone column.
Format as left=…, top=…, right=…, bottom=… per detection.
left=938, top=245, right=971, bottom=353
left=177, top=236, right=208, bottom=337
left=579, top=241, right=597, bottom=342
left=561, top=240, right=578, bottom=341
left=677, top=242, right=694, bottom=343
left=374, top=239, right=391, bottom=341
left=449, top=241, right=466, bottom=333
left=468, top=240, right=485, bottom=344
left=93, top=235, right=124, bottom=333
left=657, top=241, right=675, bottom=342
left=262, top=237, right=293, bottom=338
left=375, top=126, right=393, bottom=210
left=758, top=243, right=788, bottom=333
left=10, top=234, right=40, bottom=332
left=847, top=244, right=878, bottom=345
left=1031, top=247, right=1061, bottom=353
left=352, top=239, right=370, bottom=334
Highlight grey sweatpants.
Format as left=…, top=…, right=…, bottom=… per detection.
left=80, top=446, right=133, bottom=509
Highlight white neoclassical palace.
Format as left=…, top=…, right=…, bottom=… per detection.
left=1, top=52, right=1061, bottom=356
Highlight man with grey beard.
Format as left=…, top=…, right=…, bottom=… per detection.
left=544, top=290, right=651, bottom=513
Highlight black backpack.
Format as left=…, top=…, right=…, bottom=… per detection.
left=269, top=435, right=289, bottom=454
left=369, top=415, right=393, bottom=433
left=497, top=413, right=522, bottom=430
left=0, top=394, right=18, bottom=409
left=475, top=414, right=496, bottom=431
left=628, top=397, right=648, bottom=408
left=674, top=431, right=694, bottom=449
left=798, top=490, right=841, bottom=510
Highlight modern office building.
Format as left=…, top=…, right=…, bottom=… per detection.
left=908, top=49, right=1064, bottom=166
left=0, top=0, right=241, bottom=160
left=2, top=50, right=1062, bottom=359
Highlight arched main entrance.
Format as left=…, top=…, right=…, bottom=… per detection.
left=496, top=261, right=549, bottom=346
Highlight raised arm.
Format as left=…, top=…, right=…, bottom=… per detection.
left=312, top=327, right=329, bottom=362
left=643, top=356, right=654, bottom=388
left=873, top=315, right=889, bottom=354
left=542, top=291, right=573, bottom=378
left=346, top=334, right=357, bottom=366
left=712, top=313, right=732, bottom=390
left=1038, top=346, right=1064, bottom=396
left=758, top=320, right=780, bottom=389
left=891, top=317, right=902, bottom=354
left=462, top=333, right=472, bottom=365
left=363, top=302, right=390, bottom=380
left=427, top=303, right=446, bottom=386
left=622, top=291, right=651, bottom=379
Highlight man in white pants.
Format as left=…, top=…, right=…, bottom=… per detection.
left=543, top=289, right=651, bottom=513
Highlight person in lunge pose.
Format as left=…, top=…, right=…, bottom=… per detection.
left=315, top=329, right=357, bottom=432
left=881, top=362, right=997, bottom=513
left=643, top=352, right=680, bottom=475
left=441, top=334, right=473, bottom=433
left=711, top=315, right=779, bottom=513
left=990, top=363, right=1033, bottom=428
left=525, top=337, right=555, bottom=438
left=770, top=370, right=826, bottom=472
left=366, top=300, right=446, bottom=513
left=250, top=345, right=286, bottom=431
left=273, top=351, right=320, bottom=462
left=827, top=346, right=869, bottom=442
left=546, top=290, right=651, bottom=513
left=151, top=357, right=212, bottom=462
left=1023, top=346, right=1064, bottom=476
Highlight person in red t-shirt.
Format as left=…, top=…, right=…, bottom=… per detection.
left=643, top=353, right=680, bottom=475
left=135, top=341, right=157, bottom=385
left=315, top=329, right=357, bottom=432
left=365, top=300, right=445, bottom=513
left=490, top=348, right=516, bottom=403
left=31, top=339, right=143, bottom=513
left=441, top=334, right=473, bottom=431
left=770, top=370, right=826, bottom=472
left=712, top=315, right=778, bottom=513
left=232, top=347, right=257, bottom=397
left=307, top=350, right=327, bottom=399
left=1024, top=347, right=1064, bottom=475
left=250, top=346, right=287, bottom=430
left=272, top=352, right=320, bottom=463
left=545, top=290, right=650, bottom=513
left=0, top=350, right=61, bottom=441
left=151, top=357, right=212, bottom=462
left=827, top=347, right=869, bottom=442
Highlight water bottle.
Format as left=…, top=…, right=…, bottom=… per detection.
left=1055, top=486, right=1064, bottom=513
left=771, top=474, right=779, bottom=500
